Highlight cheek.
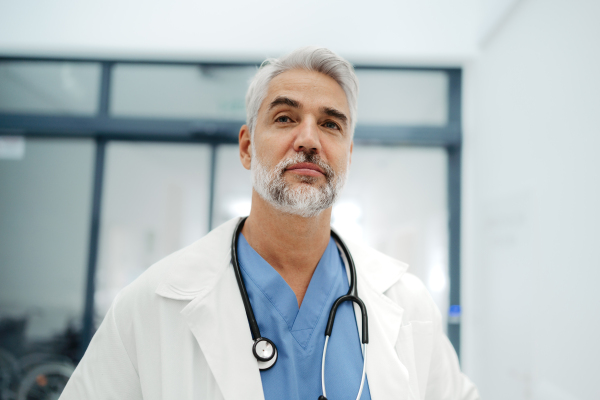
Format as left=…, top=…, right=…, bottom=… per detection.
left=323, top=139, right=351, bottom=168
left=253, top=140, right=288, bottom=168
left=338, top=154, right=351, bottom=174
left=325, top=153, right=350, bottom=180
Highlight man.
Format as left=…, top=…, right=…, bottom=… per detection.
left=60, top=47, right=479, bottom=400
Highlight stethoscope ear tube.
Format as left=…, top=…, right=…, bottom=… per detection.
left=321, top=230, right=369, bottom=400
left=324, top=295, right=369, bottom=343
left=321, top=333, right=368, bottom=400
left=330, top=229, right=357, bottom=296
left=231, top=217, right=262, bottom=341
left=327, top=229, right=369, bottom=344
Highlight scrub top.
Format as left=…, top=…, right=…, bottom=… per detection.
left=237, top=234, right=371, bottom=400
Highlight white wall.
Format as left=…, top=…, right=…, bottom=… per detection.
left=0, top=0, right=479, bottom=64
left=478, top=0, right=521, bottom=44
left=463, top=1, right=600, bottom=399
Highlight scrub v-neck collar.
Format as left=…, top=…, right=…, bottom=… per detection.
left=237, top=233, right=342, bottom=348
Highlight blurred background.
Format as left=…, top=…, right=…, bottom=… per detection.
left=0, top=0, right=598, bottom=399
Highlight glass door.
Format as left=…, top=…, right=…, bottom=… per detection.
left=93, top=142, right=212, bottom=321
left=0, top=138, right=94, bottom=397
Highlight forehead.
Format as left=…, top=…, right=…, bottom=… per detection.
left=260, top=69, right=349, bottom=115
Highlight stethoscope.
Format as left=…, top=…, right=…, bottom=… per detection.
left=231, top=217, right=369, bottom=400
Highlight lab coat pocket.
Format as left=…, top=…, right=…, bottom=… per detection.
left=396, top=321, right=434, bottom=400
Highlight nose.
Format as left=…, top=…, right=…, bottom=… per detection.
left=293, top=118, right=321, bottom=154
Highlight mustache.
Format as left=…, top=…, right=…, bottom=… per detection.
left=277, top=152, right=334, bottom=179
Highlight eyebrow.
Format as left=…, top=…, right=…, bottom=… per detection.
left=268, top=96, right=348, bottom=126
left=268, top=96, right=301, bottom=110
left=321, top=106, right=348, bottom=125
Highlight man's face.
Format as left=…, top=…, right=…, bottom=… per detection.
left=244, top=69, right=353, bottom=217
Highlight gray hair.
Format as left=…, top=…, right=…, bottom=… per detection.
left=245, top=46, right=359, bottom=137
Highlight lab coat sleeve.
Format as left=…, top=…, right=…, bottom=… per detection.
left=425, top=308, right=480, bottom=400
left=59, top=293, right=143, bottom=400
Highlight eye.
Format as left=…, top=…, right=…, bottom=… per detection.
left=323, top=121, right=340, bottom=130
left=275, top=115, right=292, bottom=123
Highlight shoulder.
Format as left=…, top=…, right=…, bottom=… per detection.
left=114, top=218, right=239, bottom=309
left=343, top=236, right=440, bottom=322
left=386, top=272, right=441, bottom=322
left=107, top=218, right=239, bottom=334
left=105, top=243, right=196, bottom=348
left=112, top=244, right=190, bottom=311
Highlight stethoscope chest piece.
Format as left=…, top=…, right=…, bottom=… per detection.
left=253, top=337, right=278, bottom=370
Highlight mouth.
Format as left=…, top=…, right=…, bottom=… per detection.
left=285, top=162, right=325, bottom=177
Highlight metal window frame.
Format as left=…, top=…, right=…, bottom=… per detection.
left=0, top=56, right=463, bottom=359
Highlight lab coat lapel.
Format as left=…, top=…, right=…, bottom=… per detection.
left=358, top=282, right=419, bottom=400
left=341, top=238, right=418, bottom=400
left=156, top=218, right=265, bottom=400
left=181, top=266, right=265, bottom=400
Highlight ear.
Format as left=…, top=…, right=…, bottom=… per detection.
left=239, top=124, right=252, bottom=170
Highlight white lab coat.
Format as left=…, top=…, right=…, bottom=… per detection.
left=60, top=218, right=480, bottom=400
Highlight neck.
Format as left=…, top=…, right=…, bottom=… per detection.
left=242, top=190, right=332, bottom=306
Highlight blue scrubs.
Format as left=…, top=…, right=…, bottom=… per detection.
left=237, top=234, right=371, bottom=400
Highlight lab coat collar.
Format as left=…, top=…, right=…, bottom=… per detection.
left=155, top=217, right=408, bottom=300
left=338, top=232, right=409, bottom=294
left=155, top=217, right=411, bottom=400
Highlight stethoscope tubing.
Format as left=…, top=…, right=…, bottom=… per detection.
left=231, top=217, right=262, bottom=341
left=321, top=338, right=368, bottom=400
left=232, top=216, right=369, bottom=398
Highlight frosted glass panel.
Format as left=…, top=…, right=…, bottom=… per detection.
left=110, top=64, right=256, bottom=119
left=356, top=70, right=448, bottom=126
left=334, top=147, right=449, bottom=325
left=95, top=142, right=211, bottom=319
left=0, top=62, right=101, bottom=115
left=212, top=145, right=449, bottom=324
left=0, top=138, right=94, bottom=394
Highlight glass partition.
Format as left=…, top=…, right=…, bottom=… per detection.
left=0, top=138, right=94, bottom=397
left=334, top=146, right=449, bottom=327
left=110, top=64, right=257, bottom=120
left=94, top=142, right=212, bottom=320
left=356, top=70, right=448, bottom=126
left=109, top=65, right=449, bottom=127
left=0, top=62, right=101, bottom=115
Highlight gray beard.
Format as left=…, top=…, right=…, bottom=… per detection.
left=251, top=146, right=348, bottom=218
